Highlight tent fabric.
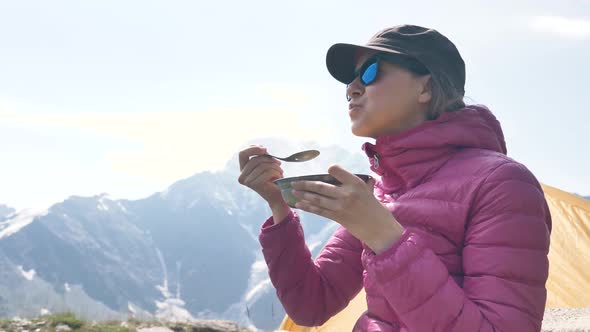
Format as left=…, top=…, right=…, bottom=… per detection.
left=543, top=184, right=590, bottom=308
left=278, top=184, right=590, bottom=331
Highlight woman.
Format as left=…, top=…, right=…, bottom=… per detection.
left=238, top=24, right=551, bottom=331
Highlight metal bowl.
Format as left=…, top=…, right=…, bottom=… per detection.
left=273, top=174, right=372, bottom=208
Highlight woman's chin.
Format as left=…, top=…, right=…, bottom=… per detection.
left=352, top=122, right=383, bottom=138
left=351, top=123, right=372, bottom=138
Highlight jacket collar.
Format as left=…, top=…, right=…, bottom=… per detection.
left=362, top=105, right=506, bottom=194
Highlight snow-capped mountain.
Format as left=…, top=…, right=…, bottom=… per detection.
left=0, top=138, right=370, bottom=331
left=0, top=204, right=16, bottom=220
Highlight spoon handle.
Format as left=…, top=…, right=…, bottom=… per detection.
left=262, top=154, right=285, bottom=161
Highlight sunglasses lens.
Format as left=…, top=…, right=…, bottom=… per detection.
left=361, top=62, right=378, bottom=85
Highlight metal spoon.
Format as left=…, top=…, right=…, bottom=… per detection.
left=263, top=149, right=320, bottom=162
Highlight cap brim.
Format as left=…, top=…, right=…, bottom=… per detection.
left=326, top=43, right=406, bottom=84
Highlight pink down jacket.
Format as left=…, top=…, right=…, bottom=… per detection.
left=259, top=105, right=552, bottom=332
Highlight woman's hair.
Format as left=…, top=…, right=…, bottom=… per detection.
left=424, top=70, right=466, bottom=120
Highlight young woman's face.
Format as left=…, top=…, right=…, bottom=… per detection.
left=346, top=52, right=432, bottom=138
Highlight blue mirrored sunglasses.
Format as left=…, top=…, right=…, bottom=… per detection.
left=346, top=55, right=429, bottom=101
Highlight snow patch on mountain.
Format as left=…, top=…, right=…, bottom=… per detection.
left=155, top=248, right=171, bottom=298
left=244, top=260, right=272, bottom=303
left=118, top=202, right=129, bottom=213
left=307, top=220, right=340, bottom=253
left=98, top=199, right=110, bottom=211
left=155, top=297, right=195, bottom=323
left=17, top=265, right=36, bottom=281
left=0, top=208, right=48, bottom=239
left=0, top=204, right=16, bottom=220
left=238, top=223, right=257, bottom=242
left=154, top=248, right=195, bottom=323
left=223, top=251, right=273, bottom=329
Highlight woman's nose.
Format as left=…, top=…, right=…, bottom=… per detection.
left=346, top=77, right=364, bottom=101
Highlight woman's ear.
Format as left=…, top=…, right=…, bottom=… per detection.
left=417, top=75, right=432, bottom=104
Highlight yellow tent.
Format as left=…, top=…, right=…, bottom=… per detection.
left=279, top=184, right=590, bottom=331
left=543, top=185, right=590, bottom=307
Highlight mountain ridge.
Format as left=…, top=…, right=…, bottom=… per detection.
left=0, top=138, right=371, bottom=331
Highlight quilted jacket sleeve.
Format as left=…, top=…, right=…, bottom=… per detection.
left=363, top=161, right=552, bottom=331
left=259, top=210, right=364, bottom=326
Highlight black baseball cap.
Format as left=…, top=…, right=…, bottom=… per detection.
left=326, top=24, right=465, bottom=94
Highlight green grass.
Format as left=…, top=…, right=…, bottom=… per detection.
left=48, top=313, right=146, bottom=331
left=0, top=312, right=186, bottom=331
left=0, top=318, right=11, bottom=329
left=46, top=312, right=85, bottom=329
left=0, top=312, right=252, bottom=331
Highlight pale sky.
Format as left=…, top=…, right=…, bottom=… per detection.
left=1, top=0, right=589, bottom=210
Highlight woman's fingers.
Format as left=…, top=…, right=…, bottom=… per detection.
left=237, top=145, right=288, bottom=206
left=248, top=168, right=284, bottom=188
left=292, top=190, right=338, bottom=212
left=291, top=180, right=341, bottom=199
left=238, top=157, right=281, bottom=185
left=243, top=163, right=283, bottom=187
left=238, top=145, right=267, bottom=171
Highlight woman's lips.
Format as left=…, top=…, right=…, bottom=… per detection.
left=349, top=103, right=362, bottom=117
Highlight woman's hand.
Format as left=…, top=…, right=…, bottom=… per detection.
left=291, top=165, right=404, bottom=254
left=238, top=145, right=290, bottom=223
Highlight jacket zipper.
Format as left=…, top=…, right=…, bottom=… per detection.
left=373, top=153, right=380, bottom=169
